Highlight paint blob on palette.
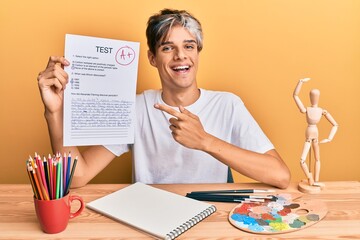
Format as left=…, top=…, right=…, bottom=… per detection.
left=228, top=194, right=327, bottom=234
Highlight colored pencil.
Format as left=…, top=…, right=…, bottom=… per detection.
left=28, top=156, right=36, bottom=170
left=27, top=157, right=40, bottom=199
left=60, top=157, right=63, bottom=198
left=48, top=154, right=53, bottom=199
left=56, top=159, right=61, bottom=199
left=66, top=152, right=72, bottom=187
left=26, top=164, right=39, bottom=199
left=26, top=152, right=80, bottom=200
left=52, top=160, right=57, bottom=199
left=65, top=156, right=78, bottom=195
left=43, top=156, right=51, bottom=198
left=39, top=156, right=50, bottom=198
left=34, top=161, right=49, bottom=200
left=31, top=167, right=44, bottom=200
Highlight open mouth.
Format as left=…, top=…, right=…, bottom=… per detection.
left=172, top=65, right=190, bottom=72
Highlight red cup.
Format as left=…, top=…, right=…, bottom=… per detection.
left=34, top=193, right=84, bottom=234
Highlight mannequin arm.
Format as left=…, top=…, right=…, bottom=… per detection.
left=320, top=110, right=339, bottom=143
left=293, top=78, right=310, bottom=113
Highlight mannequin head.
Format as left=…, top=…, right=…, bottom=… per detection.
left=310, top=89, right=320, bottom=106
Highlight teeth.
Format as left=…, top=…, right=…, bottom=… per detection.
left=173, top=66, right=189, bottom=70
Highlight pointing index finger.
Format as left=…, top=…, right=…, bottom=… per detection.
left=154, top=103, right=182, bottom=119
left=179, top=105, right=198, bottom=119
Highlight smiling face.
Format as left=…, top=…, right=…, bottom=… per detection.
left=148, top=25, right=199, bottom=92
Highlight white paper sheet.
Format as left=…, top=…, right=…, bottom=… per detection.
left=63, top=34, right=139, bottom=146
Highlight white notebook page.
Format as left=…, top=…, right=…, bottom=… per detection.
left=86, top=182, right=216, bottom=239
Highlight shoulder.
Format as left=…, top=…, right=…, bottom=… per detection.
left=136, top=89, right=160, bottom=105
left=136, top=89, right=160, bottom=100
left=201, top=89, right=244, bottom=105
left=135, top=89, right=162, bottom=115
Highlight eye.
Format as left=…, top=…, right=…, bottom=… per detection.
left=161, top=45, right=173, bottom=52
left=185, top=44, right=195, bottom=50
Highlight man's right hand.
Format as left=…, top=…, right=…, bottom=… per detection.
left=37, top=56, right=70, bottom=114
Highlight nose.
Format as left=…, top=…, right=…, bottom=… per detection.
left=174, top=48, right=187, bottom=60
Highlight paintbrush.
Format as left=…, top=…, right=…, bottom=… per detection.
left=188, top=189, right=275, bottom=194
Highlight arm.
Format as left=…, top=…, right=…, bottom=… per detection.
left=293, top=78, right=310, bottom=113
left=154, top=104, right=291, bottom=189
left=37, top=56, right=116, bottom=187
left=204, top=138, right=290, bottom=189
left=319, top=110, right=339, bottom=143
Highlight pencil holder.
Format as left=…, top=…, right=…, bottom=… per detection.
left=33, top=193, right=84, bottom=234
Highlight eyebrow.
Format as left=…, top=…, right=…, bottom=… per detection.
left=159, top=39, right=197, bottom=46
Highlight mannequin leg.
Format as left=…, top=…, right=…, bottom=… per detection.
left=300, top=141, right=314, bottom=185
left=312, top=140, right=324, bottom=187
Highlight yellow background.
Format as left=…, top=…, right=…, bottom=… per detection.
left=1, top=0, right=359, bottom=184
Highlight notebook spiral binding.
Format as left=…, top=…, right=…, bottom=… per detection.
left=165, top=205, right=216, bottom=240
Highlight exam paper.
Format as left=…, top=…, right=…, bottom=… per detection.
left=63, top=34, right=139, bottom=146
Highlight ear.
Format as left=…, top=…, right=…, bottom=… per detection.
left=147, top=50, right=157, bottom=67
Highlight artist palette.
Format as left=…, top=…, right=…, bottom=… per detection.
left=228, top=194, right=327, bottom=234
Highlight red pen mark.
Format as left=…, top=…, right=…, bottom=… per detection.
left=115, top=46, right=136, bottom=66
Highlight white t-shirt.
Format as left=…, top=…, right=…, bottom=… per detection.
left=105, top=89, right=274, bottom=184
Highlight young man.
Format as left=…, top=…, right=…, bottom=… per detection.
left=37, top=9, right=290, bottom=188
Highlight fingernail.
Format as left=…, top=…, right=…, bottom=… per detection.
left=154, top=104, right=159, bottom=108
left=64, top=59, right=70, bottom=65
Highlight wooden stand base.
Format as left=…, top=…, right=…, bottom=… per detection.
left=298, top=179, right=325, bottom=194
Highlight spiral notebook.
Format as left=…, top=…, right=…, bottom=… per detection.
left=86, top=182, right=216, bottom=239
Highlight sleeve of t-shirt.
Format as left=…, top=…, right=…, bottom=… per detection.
left=232, top=98, right=274, bottom=154
left=103, top=144, right=131, bottom=157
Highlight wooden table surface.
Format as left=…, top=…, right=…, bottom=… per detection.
left=1, top=181, right=359, bottom=239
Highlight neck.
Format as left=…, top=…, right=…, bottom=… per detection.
left=162, top=87, right=200, bottom=107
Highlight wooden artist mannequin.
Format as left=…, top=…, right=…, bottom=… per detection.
left=293, top=78, right=338, bottom=192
